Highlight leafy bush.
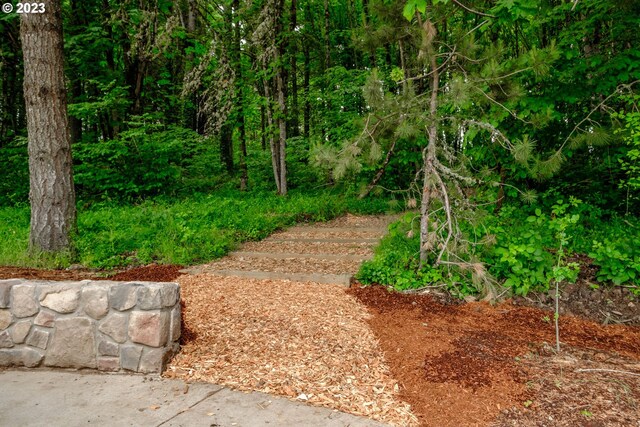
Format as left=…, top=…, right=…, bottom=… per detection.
left=358, top=196, right=637, bottom=297
left=0, top=138, right=29, bottom=206
left=74, top=125, right=209, bottom=201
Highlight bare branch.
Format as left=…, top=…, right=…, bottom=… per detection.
left=451, top=0, right=496, bottom=18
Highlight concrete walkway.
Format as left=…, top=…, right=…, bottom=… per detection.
left=0, top=370, right=388, bottom=427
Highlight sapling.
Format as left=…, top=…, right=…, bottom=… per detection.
left=550, top=200, right=581, bottom=352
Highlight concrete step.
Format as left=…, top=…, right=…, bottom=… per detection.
left=285, top=226, right=389, bottom=234
left=179, top=268, right=353, bottom=286
left=266, top=237, right=380, bottom=244
left=240, top=240, right=375, bottom=256
left=232, top=251, right=372, bottom=261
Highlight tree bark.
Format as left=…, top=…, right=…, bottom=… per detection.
left=289, top=0, right=300, bottom=138
left=303, top=1, right=311, bottom=138
left=419, top=18, right=439, bottom=267
left=233, top=0, right=248, bottom=190
left=20, top=0, right=76, bottom=253
left=324, top=0, right=330, bottom=69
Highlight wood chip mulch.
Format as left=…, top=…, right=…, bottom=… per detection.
left=166, top=274, right=418, bottom=426
left=240, top=240, right=375, bottom=256
left=198, top=255, right=364, bottom=275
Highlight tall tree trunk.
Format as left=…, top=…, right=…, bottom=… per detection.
left=20, top=0, right=76, bottom=253
left=324, top=0, right=331, bottom=70
left=233, top=0, right=248, bottom=190
left=261, top=105, right=267, bottom=150
left=264, top=77, right=281, bottom=194
left=220, top=121, right=234, bottom=173
left=275, top=51, right=288, bottom=196
left=289, top=0, right=300, bottom=137
left=419, top=19, right=439, bottom=266
left=303, top=1, right=311, bottom=138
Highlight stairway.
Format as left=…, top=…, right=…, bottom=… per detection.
left=180, top=214, right=397, bottom=286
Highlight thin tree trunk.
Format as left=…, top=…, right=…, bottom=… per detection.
left=20, top=0, right=76, bottom=253
left=233, top=0, right=248, bottom=190
left=324, top=0, right=330, bottom=69
left=264, top=76, right=281, bottom=193
left=261, top=105, right=267, bottom=150
left=276, top=55, right=288, bottom=195
left=420, top=18, right=439, bottom=267
left=220, top=122, right=234, bottom=173
left=303, top=2, right=311, bottom=138
left=289, top=0, right=300, bottom=137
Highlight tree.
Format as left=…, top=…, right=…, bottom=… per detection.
left=20, top=0, right=76, bottom=253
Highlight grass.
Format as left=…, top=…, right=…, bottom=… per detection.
left=0, top=189, right=395, bottom=269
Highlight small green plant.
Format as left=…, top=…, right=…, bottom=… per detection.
left=580, top=409, right=593, bottom=418
left=549, top=199, right=581, bottom=353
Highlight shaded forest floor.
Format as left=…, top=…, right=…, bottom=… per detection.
left=1, top=263, right=639, bottom=426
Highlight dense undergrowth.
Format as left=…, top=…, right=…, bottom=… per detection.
left=0, top=190, right=394, bottom=269
left=358, top=194, right=640, bottom=297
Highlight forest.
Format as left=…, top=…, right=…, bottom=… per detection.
left=1, top=0, right=639, bottom=299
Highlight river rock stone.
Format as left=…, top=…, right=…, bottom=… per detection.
left=98, top=339, right=118, bottom=357
left=0, top=348, right=43, bottom=367
left=45, top=317, right=96, bottom=368
left=11, top=320, right=31, bottom=344
left=0, top=330, right=13, bottom=348
left=0, top=310, right=12, bottom=330
left=120, top=345, right=142, bottom=371
left=11, top=285, right=38, bottom=318
left=40, top=287, right=81, bottom=314
left=98, top=312, right=128, bottom=343
left=169, top=306, right=181, bottom=342
left=0, top=280, right=19, bottom=308
left=139, top=347, right=170, bottom=373
left=109, top=284, right=139, bottom=311
left=161, top=284, right=179, bottom=307
left=26, top=329, right=50, bottom=349
left=82, top=286, right=109, bottom=319
left=128, top=311, right=169, bottom=347
left=34, top=311, right=55, bottom=327
left=137, top=285, right=162, bottom=310
left=97, top=357, right=120, bottom=372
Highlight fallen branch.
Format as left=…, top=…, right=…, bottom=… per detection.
left=575, top=368, right=640, bottom=378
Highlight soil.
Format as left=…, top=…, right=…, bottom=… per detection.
left=0, top=264, right=184, bottom=282
left=1, top=248, right=639, bottom=426
left=349, top=285, right=640, bottom=427
left=513, top=254, right=639, bottom=326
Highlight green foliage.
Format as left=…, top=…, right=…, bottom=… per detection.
left=589, top=239, right=640, bottom=286
left=612, top=95, right=640, bottom=210
left=358, top=194, right=638, bottom=297
left=0, top=137, right=29, bottom=206
left=73, top=124, right=212, bottom=201
left=0, top=190, right=392, bottom=269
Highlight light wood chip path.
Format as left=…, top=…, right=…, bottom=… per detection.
left=181, top=214, right=399, bottom=286
left=170, top=214, right=418, bottom=426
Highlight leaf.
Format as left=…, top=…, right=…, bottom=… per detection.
left=402, top=0, right=427, bottom=21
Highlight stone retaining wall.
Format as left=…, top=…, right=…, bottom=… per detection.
left=0, top=279, right=180, bottom=373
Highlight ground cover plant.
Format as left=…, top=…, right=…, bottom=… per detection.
left=0, top=190, right=393, bottom=269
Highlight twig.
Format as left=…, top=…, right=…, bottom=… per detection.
left=402, top=283, right=449, bottom=293
left=451, top=0, right=496, bottom=18
left=575, top=369, right=640, bottom=378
